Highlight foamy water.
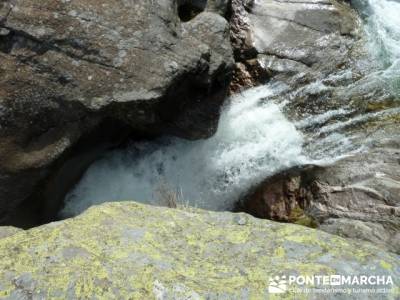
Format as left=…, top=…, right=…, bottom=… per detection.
left=60, top=0, right=400, bottom=217
left=353, top=0, right=400, bottom=93
left=61, top=85, right=309, bottom=217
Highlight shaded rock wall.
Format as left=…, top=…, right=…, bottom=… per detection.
left=0, top=0, right=234, bottom=225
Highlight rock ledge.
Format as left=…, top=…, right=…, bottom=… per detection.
left=0, top=202, right=399, bottom=299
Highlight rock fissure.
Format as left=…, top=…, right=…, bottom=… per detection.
left=0, top=25, right=119, bottom=70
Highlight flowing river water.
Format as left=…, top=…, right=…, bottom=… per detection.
left=60, top=0, right=400, bottom=218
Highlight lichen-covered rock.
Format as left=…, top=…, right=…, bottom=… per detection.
left=0, top=0, right=233, bottom=225
left=0, top=226, right=20, bottom=239
left=0, top=202, right=399, bottom=299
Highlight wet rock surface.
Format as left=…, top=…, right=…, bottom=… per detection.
left=242, top=136, right=400, bottom=254
left=307, top=142, right=400, bottom=254
left=0, top=202, right=399, bottom=299
left=227, top=0, right=397, bottom=126
left=238, top=166, right=313, bottom=224
left=229, top=0, right=364, bottom=93
left=0, top=0, right=233, bottom=225
left=231, top=0, right=400, bottom=254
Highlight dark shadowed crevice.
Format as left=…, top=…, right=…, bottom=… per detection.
left=0, top=29, right=15, bottom=53
left=2, top=119, right=152, bottom=229
left=178, top=0, right=207, bottom=22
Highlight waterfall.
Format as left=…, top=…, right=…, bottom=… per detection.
left=60, top=0, right=400, bottom=218
left=61, top=85, right=308, bottom=217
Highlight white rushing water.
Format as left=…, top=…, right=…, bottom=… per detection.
left=358, top=0, right=400, bottom=64
left=61, top=0, right=400, bottom=217
left=61, top=85, right=308, bottom=217
left=353, top=0, right=400, bottom=93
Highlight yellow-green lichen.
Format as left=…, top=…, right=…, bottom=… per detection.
left=288, top=206, right=319, bottom=228
left=380, top=260, right=393, bottom=271
left=0, top=202, right=398, bottom=299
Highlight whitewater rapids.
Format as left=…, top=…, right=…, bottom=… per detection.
left=61, top=85, right=308, bottom=217
left=61, top=0, right=400, bottom=217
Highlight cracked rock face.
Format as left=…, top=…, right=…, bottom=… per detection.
left=0, top=0, right=233, bottom=225
left=0, top=202, right=399, bottom=298
left=308, top=141, right=400, bottom=254
left=248, top=0, right=357, bottom=66
left=229, top=0, right=363, bottom=94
